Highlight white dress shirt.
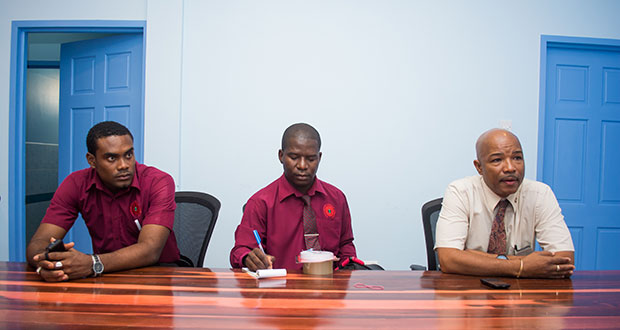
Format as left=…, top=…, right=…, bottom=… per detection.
left=435, top=176, right=574, bottom=255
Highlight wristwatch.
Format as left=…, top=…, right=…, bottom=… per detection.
left=91, top=254, right=104, bottom=277
left=496, top=254, right=508, bottom=260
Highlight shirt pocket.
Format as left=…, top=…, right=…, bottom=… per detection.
left=513, top=242, right=533, bottom=256
left=317, top=216, right=341, bottom=252
left=124, top=214, right=144, bottom=242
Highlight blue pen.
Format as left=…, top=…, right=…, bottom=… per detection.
left=253, top=230, right=265, bottom=254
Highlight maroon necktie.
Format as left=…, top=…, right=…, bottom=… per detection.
left=488, top=199, right=510, bottom=255
left=301, top=195, right=321, bottom=250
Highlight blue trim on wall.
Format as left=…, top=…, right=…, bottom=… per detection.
left=537, top=35, right=620, bottom=182
left=9, top=22, right=27, bottom=262
left=9, top=20, right=146, bottom=262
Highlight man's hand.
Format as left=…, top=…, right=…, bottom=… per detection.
left=243, top=248, right=275, bottom=271
left=520, top=251, right=574, bottom=278
left=33, top=238, right=93, bottom=282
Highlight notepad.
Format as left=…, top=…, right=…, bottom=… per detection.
left=242, top=268, right=287, bottom=279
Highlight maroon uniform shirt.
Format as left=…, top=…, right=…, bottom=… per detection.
left=230, top=175, right=357, bottom=270
left=42, top=163, right=180, bottom=263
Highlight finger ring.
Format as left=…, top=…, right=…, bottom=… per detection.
left=36, top=266, right=42, bottom=275
left=556, top=264, right=560, bottom=272
left=55, top=261, right=63, bottom=268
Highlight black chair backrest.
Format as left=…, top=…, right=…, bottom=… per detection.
left=173, top=191, right=221, bottom=267
left=422, top=198, right=443, bottom=271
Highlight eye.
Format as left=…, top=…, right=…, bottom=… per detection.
left=125, top=151, right=134, bottom=159
left=107, top=156, right=116, bottom=162
left=513, top=155, right=523, bottom=161
left=490, top=158, right=501, bottom=163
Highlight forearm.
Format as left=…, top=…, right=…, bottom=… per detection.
left=437, top=248, right=521, bottom=277
left=97, top=224, right=170, bottom=274
left=26, top=223, right=68, bottom=268
left=26, top=238, right=51, bottom=268
left=97, top=241, right=163, bottom=273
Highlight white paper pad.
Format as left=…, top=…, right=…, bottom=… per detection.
left=242, top=268, right=287, bottom=279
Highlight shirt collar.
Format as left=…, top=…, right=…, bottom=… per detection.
left=277, top=174, right=325, bottom=202
left=479, top=175, right=520, bottom=212
left=86, top=162, right=142, bottom=196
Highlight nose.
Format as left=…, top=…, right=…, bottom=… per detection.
left=118, top=157, right=130, bottom=171
left=503, top=159, right=516, bottom=173
left=297, top=157, right=308, bottom=171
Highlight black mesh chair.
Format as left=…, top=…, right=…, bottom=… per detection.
left=173, top=191, right=221, bottom=267
left=410, top=198, right=443, bottom=271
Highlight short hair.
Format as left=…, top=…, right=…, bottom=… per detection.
left=86, top=121, right=133, bottom=155
left=281, top=123, right=321, bottom=150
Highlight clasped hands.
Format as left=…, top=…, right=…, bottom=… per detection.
left=519, top=251, right=574, bottom=278
left=33, top=238, right=93, bottom=282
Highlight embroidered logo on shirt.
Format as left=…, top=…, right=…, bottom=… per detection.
left=323, top=204, right=336, bottom=218
left=130, top=200, right=141, bottom=218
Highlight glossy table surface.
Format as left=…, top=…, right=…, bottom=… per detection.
left=1, top=262, right=620, bottom=329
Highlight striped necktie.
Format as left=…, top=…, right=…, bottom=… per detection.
left=488, top=199, right=510, bottom=255
left=301, top=195, right=321, bottom=250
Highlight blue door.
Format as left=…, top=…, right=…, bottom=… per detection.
left=541, top=39, right=620, bottom=270
left=59, top=34, right=144, bottom=253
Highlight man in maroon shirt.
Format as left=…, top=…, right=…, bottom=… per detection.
left=27, top=121, right=180, bottom=282
left=230, top=123, right=357, bottom=271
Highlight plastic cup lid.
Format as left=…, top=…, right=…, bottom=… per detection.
left=298, top=250, right=335, bottom=263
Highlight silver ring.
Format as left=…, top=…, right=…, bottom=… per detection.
left=556, top=264, right=560, bottom=272
left=36, top=266, right=42, bottom=275
left=55, top=261, right=63, bottom=269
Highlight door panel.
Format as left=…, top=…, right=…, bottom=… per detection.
left=59, top=34, right=143, bottom=253
left=543, top=43, right=620, bottom=270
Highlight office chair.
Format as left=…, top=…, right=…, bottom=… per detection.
left=410, top=198, right=443, bottom=271
left=173, top=191, right=221, bottom=267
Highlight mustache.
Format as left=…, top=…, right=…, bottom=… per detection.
left=501, top=175, right=519, bottom=181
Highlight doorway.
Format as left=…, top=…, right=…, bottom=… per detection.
left=9, top=21, right=146, bottom=261
left=538, top=35, right=620, bottom=270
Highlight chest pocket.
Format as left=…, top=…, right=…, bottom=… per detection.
left=316, top=210, right=341, bottom=251
left=513, top=243, right=533, bottom=256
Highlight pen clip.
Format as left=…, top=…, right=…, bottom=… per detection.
left=134, top=219, right=142, bottom=231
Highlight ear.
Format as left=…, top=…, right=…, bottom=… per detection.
left=86, top=153, right=96, bottom=168
left=473, top=159, right=482, bottom=175
left=278, top=149, right=284, bottom=164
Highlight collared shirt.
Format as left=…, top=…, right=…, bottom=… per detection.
left=230, top=174, right=357, bottom=270
left=435, top=176, right=574, bottom=255
left=42, top=163, right=180, bottom=263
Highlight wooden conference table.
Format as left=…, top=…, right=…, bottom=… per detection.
left=1, top=262, right=619, bottom=329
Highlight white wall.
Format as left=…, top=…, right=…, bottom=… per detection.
left=180, top=0, right=620, bottom=270
left=2, top=0, right=620, bottom=269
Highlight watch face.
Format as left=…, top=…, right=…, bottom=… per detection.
left=94, top=263, right=104, bottom=273
left=497, top=254, right=508, bottom=260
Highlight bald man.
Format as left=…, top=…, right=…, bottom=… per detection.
left=230, top=123, right=357, bottom=271
left=435, top=129, right=574, bottom=278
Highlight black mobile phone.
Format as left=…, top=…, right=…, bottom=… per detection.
left=480, top=278, right=511, bottom=289
left=46, top=239, right=66, bottom=254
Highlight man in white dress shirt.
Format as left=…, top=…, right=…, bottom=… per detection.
left=435, top=128, right=575, bottom=278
